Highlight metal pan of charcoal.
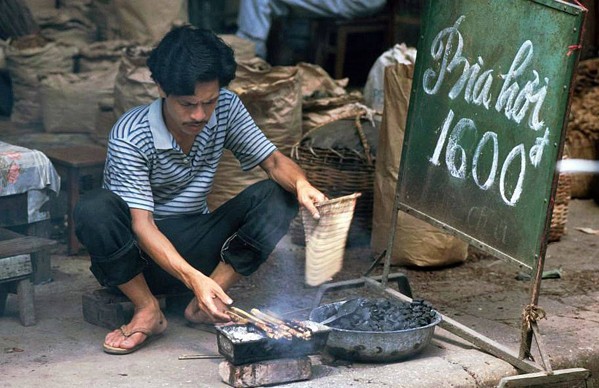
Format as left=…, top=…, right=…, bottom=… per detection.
left=309, top=297, right=442, bottom=363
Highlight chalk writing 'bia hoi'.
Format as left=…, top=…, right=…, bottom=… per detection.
left=422, top=15, right=549, bottom=132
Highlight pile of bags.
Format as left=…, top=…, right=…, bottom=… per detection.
left=2, top=0, right=187, bottom=131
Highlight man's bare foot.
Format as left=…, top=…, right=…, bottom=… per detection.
left=184, top=297, right=229, bottom=324
left=103, top=305, right=167, bottom=354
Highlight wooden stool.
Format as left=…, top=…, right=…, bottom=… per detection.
left=0, top=192, right=54, bottom=284
left=44, top=145, right=106, bottom=255
left=0, top=227, right=56, bottom=326
left=311, top=0, right=400, bottom=80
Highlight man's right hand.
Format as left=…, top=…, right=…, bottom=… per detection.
left=186, top=272, right=233, bottom=322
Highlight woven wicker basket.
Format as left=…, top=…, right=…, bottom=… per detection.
left=549, top=168, right=572, bottom=243
left=565, top=58, right=599, bottom=198
left=290, top=112, right=378, bottom=246
left=565, top=130, right=597, bottom=198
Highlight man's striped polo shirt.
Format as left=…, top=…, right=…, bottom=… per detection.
left=103, top=88, right=276, bottom=219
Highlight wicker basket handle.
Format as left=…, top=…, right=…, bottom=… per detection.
left=292, top=104, right=376, bottom=165
left=354, top=112, right=373, bottom=166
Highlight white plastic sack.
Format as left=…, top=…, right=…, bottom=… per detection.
left=363, top=44, right=416, bottom=113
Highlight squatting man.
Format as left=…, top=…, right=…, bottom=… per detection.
left=74, top=25, right=326, bottom=354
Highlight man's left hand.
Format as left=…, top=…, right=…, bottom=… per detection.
left=297, top=181, right=327, bottom=220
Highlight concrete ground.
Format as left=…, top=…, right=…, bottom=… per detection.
left=1, top=198, right=599, bottom=387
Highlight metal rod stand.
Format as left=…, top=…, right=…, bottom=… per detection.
left=311, top=272, right=412, bottom=310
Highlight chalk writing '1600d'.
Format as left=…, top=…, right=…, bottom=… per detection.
left=423, top=14, right=552, bottom=207
left=430, top=109, right=550, bottom=207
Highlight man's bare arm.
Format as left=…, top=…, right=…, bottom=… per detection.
left=130, top=208, right=232, bottom=319
left=260, top=150, right=326, bottom=218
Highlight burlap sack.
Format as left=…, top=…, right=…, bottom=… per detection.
left=371, top=63, right=468, bottom=267
left=565, top=59, right=599, bottom=198
left=36, top=7, right=96, bottom=49
left=298, top=62, right=348, bottom=99
left=113, top=0, right=187, bottom=45
left=77, top=40, right=129, bottom=73
left=207, top=59, right=302, bottom=210
left=88, top=0, right=121, bottom=41
left=219, top=34, right=256, bottom=63
left=5, top=37, right=77, bottom=125
left=112, top=46, right=158, bottom=119
left=298, top=62, right=363, bottom=134
left=302, top=102, right=367, bottom=135
left=93, top=97, right=116, bottom=146
left=40, top=69, right=116, bottom=133
left=0, top=44, right=6, bottom=70
left=87, top=0, right=186, bottom=44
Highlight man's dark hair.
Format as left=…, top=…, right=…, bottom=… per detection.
left=147, top=25, right=237, bottom=96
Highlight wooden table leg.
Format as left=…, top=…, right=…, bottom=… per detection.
left=17, top=278, right=35, bottom=326
left=0, top=283, right=7, bottom=316
left=66, top=166, right=80, bottom=255
left=26, top=220, right=52, bottom=284
left=44, top=145, right=107, bottom=256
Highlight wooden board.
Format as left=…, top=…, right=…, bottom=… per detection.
left=0, top=227, right=56, bottom=258
left=0, top=254, right=31, bottom=281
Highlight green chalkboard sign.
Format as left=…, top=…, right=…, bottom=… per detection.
left=397, top=0, right=585, bottom=269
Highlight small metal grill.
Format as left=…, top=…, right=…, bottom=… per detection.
left=215, top=321, right=331, bottom=365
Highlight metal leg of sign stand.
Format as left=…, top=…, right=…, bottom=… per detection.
left=311, top=272, right=412, bottom=310
left=496, top=243, right=594, bottom=387
left=311, top=247, right=413, bottom=310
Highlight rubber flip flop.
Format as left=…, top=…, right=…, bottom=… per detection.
left=102, top=326, right=163, bottom=355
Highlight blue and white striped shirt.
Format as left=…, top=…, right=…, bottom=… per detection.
left=103, top=89, right=276, bottom=218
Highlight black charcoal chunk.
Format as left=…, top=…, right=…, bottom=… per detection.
left=328, top=298, right=436, bottom=332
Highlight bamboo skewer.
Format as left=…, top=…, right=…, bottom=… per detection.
left=226, top=310, right=249, bottom=325
left=251, top=308, right=303, bottom=338
left=178, top=354, right=223, bottom=360
left=251, top=308, right=312, bottom=340
left=228, top=308, right=290, bottom=340
left=228, top=306, right=313, bottom=341
left=287, top=320, right=313, bottom=338
left=264, top=309, right=314, bottom=338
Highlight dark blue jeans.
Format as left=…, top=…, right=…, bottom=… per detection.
left=74, top=180, right=298, bottom=294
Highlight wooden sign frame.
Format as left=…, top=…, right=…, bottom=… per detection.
left=396, top=0, right=585, bottom=271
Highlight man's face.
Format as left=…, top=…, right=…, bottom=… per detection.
left=160, top=79, right=220, bottom=138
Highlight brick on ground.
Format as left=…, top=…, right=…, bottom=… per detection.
left=219, top=357, right=312, bottom=387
